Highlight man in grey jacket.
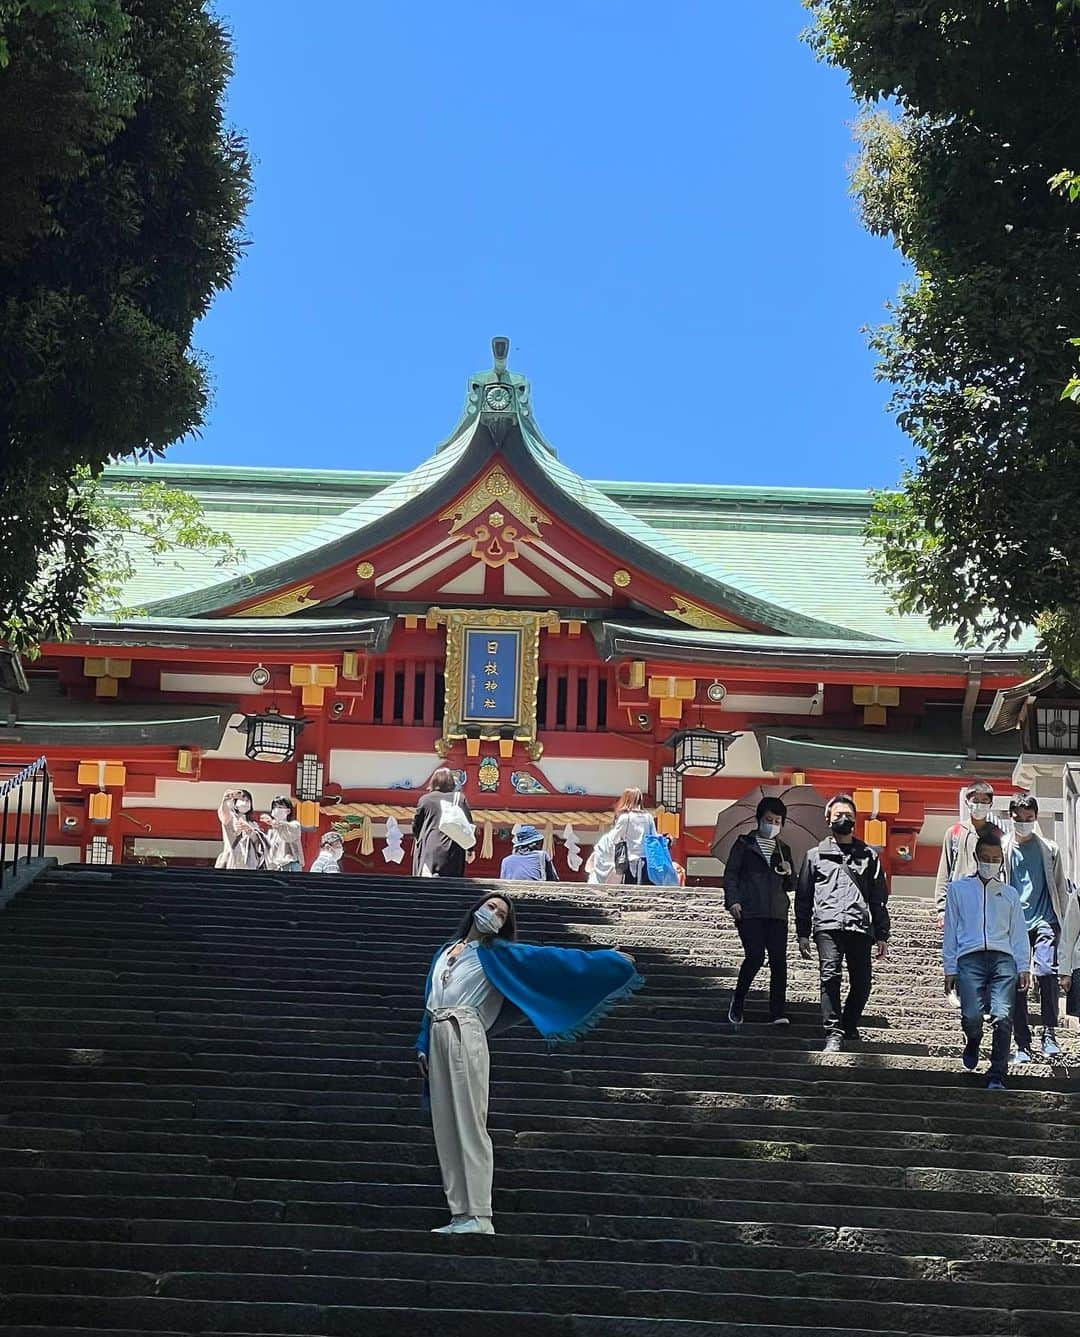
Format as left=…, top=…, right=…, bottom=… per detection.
left=796, top=794, right=891, bottom=1053
left=935, top=780, right=1001, bottom=923
left=1003, top=794, right=1080, bottom=1061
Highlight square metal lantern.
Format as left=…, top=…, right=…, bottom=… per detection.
left=1034, top=703, right=1080, bottom=754
left=296, top=753, right=325, bottom=802
left=668, top=729, right=735, bottom=777
left=236, top=708, right=308, bottom=763
left=84, top=835, right=113, bottom=866
left=655, top=766, right=683, bottom=810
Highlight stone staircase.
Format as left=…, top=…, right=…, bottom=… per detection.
left=0, top=863, right=1078, bottom=1335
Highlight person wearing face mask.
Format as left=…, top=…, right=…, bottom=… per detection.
left=259, top=795, right=303, bottom=873
left=1003, top=794, right=1079, bottom=1062
left=935, top=782, right=1000, bottom=925
left=723, top=797, right=795, bottom=1026
left=796, top=794, right=891, bottom=1053
left=943, top=828, right=1031, bottom=1090
left=215, top=789, right=269, bottom=870
left=416, top=892, right=643, bottom=1236
left=309, top=830, right=345, bottom=873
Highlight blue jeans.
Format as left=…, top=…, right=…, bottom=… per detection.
left=956, top=950, right=1017, bottom=1081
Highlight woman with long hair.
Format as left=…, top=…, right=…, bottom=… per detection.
left=416, top=890, right=642, bottom=1235
left=611, top=786, right=658, bottom=885
left=259, top=795, right=303, bottom=873
left=215, top=789, right=269, bottom=870
left=412, top=767, right=474, bottom=878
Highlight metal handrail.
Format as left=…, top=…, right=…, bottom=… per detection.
left=0, top=756, right=51, bottom=886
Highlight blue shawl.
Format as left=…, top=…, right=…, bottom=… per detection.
left=415, top=936, right=644, bottom=1057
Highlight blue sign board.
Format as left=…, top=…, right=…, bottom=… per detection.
left=462, top=628, right=522, bottom=724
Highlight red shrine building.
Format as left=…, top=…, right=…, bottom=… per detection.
left=1, top=339, right=1042, bottom=888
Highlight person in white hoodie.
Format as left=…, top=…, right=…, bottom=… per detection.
left=943, top=828, right=1031, bottom=1090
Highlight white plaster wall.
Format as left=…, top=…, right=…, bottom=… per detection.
left=328, top=750, right=439, bottom=790
left=685, top=797, right=734, bottom=828
left=123, top=779, right=291, bottom=810
left=538, top=757, right=648, bottom=797
left=161, top=673, right=263, bottom=697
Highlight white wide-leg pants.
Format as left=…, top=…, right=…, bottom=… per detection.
left=428, top=1006, right=493, bottom=1218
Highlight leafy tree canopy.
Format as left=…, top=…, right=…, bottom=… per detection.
left=0, top=0, right=251, bottom=651
left=804, top=1, right=1080, bottom=664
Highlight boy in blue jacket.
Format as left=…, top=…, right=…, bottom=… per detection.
left=942, top=828, right=1031, bottom=1090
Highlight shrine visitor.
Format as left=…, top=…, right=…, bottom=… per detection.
left=412, top=768, right=474, bottom=878
left=215, top=789, right=268, bottom=870
left=724, top=796, right=794, bottom=1026
left=942, top=828, right=1030, bottom=1090
left=499, top=825, right=557, bottom=881
left=416, top=891, right=642, bottom=1235
left=796, top=793, right=890, bottom=1053
left=586, top=829, right=619, bottom=885
left=260, top=795, right=303, bottom=872
left=309, top=830, right=344, bottom=873
left=610, top=787, right=658, bottom=885
left=1002, top=794, right=1079, bottom=1063
left=935, top=780, right=1001, bottom=925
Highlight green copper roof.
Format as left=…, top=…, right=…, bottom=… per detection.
left=97, top=342, right=1037, bottom=652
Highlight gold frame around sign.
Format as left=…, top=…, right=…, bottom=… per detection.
left=428, top=607, right=559, bottom=760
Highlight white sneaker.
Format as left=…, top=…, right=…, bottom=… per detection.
left=448, top=1216, right=495, bottom=1235
left=431, top=1216, right=469, bottom=1234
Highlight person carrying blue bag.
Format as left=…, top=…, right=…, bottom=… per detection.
left=415, top=891, right=642, bottom=1236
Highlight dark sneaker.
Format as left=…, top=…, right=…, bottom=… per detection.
left=727, top=997, right=744, bottom=1027
left=822, top=1032, right=843, bottom=1054
left=962, top=1039, right=979, bottom=1071
left=1012, top=1047, right=1033, bottom=1066
left=1042, top=1029, right=1062, bottom=1059
left=986, top=1077, right=1006, bottom=1091
left=843, top=1027, right=862, bottom=1045
left=768, top=1016, right=790, bottom=1027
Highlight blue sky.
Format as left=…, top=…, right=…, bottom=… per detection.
left=174, top=0, right=911, bottom=488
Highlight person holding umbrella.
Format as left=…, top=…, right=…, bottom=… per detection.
left=723, top=796, right=795, bottom=1026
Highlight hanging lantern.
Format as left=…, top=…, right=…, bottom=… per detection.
left=84, top=835, right=113, bottom=866
left=296, top=753, right=325, bottom=802
left=88, top=792, right=113, bottom=826
left=667, top=729, right=736, bottom=777
left=654, top=766, right=683, bottom=810
left=297, top=799, right=320, bottom=831
left=234, top=706, right=308, bottom=762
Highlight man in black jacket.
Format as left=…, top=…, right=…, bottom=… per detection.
left=724, top=796, right=795, bottom=1026
left=796, top=793, right=891, bottom=1053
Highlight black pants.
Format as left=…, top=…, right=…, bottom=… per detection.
left=1013, top=923, right=1060, bottom=1049
left=815, top=929, right=873, bottom=1035
left=733, top=917, right=788, bottom=1020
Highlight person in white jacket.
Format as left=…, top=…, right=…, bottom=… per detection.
left=943, top=828, right=1031, bottom=1090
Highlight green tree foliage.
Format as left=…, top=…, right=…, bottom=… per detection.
left=804, top=1, right=1080, bottom=663
left=0, top=0, right=251, bottom=651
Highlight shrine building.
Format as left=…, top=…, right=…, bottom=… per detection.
left=1, top=339, right=1041, bottom=888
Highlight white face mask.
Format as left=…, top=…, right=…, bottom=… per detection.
left=323, top=843, right=343, bottom=861
left=759, top=820, right=782, bottom=839
left=977, top=861, right=1002, bottom=882
left=233, top=799, right=251, bottom=814
left=1013, top=820, right=1037, bottom=837
left=271, top=807, right=290, bottom=821
left=968, top=801, right=992, bottom=820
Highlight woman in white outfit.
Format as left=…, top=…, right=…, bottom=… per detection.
left=416, top=892, right=642, bottom=1235
left=259, top=795, right=303, bottom=872
left=610, top=787, right=658, bottom=885
left=216, top=789, right=269, bottom=870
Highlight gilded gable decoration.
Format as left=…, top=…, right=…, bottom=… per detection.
left=667, top=594, right=745, bottom=633
left=439, top=468, right=551, bottom=569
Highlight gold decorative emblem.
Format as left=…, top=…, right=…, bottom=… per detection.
left=612, top=569, right=631, bottom=588
left=440, top=468, right=551, bottom=569
left=235, top=584, right=319, bottom=618
left=667, top=594, right=745, bottom=632
left=356, top=561, right=375, bottom=580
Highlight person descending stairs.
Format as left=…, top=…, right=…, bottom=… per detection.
left=0, top=863, right=1077, bottom=1335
